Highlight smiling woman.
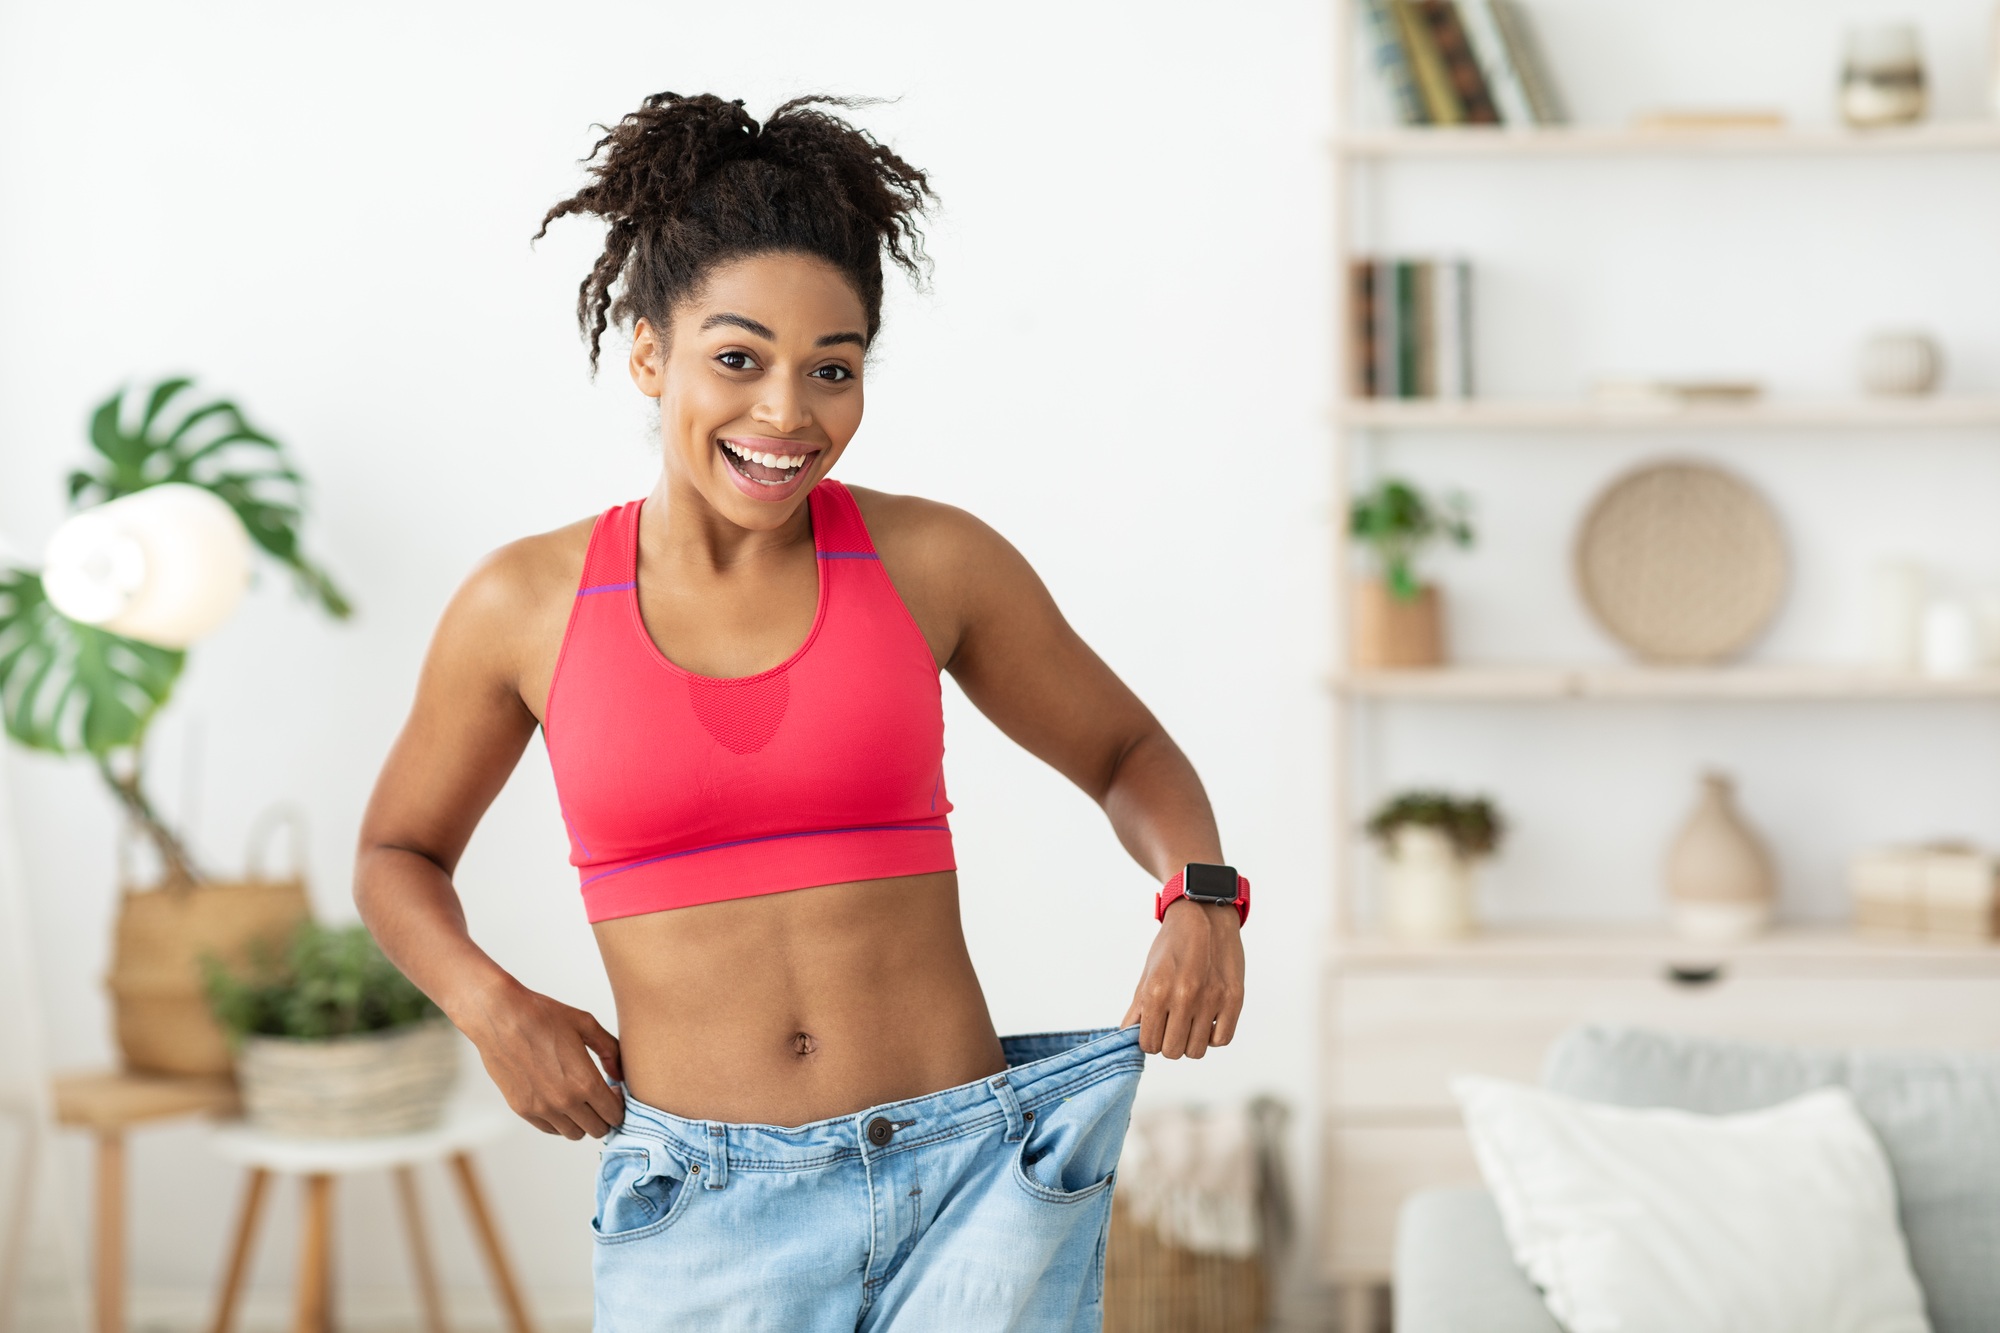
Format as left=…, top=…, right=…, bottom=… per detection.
left=352, top=92, right=1249, bottom=1331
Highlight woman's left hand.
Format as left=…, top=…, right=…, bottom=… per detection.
left=1120, top=899, right=1245, bottom=1059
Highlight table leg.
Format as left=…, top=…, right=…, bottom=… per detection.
left=93, top=1132, right=124, bottom=1333
left=393, top=1167, right=447, bottom=1333
left=293, top=1175, right=333, bottom=1333
left=447, top=1154, right=533, bottom=1333
left=1338, top=1280, right=1381, bottom=1333
left=209, top=1168, right=269, bottom=1333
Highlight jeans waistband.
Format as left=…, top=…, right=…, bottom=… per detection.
left=610, top=1025, right=1143, bottom=1175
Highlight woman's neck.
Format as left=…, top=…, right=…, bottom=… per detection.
left=643, top=466, right=814, bottom=574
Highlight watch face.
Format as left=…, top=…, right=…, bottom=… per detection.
left=1183, top=862, right=1238, bottom=903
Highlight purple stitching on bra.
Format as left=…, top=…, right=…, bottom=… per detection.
left=816, top=552, right=878, bottom=560
left=560, top=806, right=591, bottom=859
left=577, top=581, right=637, bottom=596
left=580, top=823, right=950, bottom=886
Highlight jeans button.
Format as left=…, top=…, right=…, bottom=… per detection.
left=865, top=1116, right=893, bottom=1147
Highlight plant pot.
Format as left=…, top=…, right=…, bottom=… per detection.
left=1666, top=771, right=1775, bottom=943
left=1353, top=580, right=1445, bottom=669
left=106, top=876, right=311, bottom=1076
left=236, top=1020, right=461, bottom=1138
left=1381, top=825, right=1477, bottom=940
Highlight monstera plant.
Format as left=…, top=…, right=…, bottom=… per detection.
left=0, top=378, right=349, bottom=883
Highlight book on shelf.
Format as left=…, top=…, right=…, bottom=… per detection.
left=1357, top=0, right=1430, bottom=125
left=1392, top=0, right=1464, bottom=125
left=1360, top=0, right=1565, bottom=128
left=1416, top=0, right=1501, bottom=124
left=1487, top=0, right=1567, bottom=124
left=1348, top=257, right=1473, bottom=401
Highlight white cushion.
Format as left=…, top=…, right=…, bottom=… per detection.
left=1453, top=1075, right=1931, bottom=1333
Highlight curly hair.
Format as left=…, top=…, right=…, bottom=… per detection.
left=536, top=92, right=936, bottom=373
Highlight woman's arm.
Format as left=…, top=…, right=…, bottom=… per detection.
left=869, top=493, right=1246, bottom=1060
left=354, top=541, right=626, bottom=1139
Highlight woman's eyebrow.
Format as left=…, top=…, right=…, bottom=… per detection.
left=700, top=312, right=777, bottom=339
left=816, top=331, right=865, bottom=348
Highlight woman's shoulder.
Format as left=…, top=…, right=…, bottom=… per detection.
left=843, top=484, right=1011, bottom=568
left=438, top=513, right=602, bottom=650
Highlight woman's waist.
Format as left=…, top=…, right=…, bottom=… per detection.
left=610, top=1025, right=1143, bottom=1151
left=598, top=870, right=993, bottom=1121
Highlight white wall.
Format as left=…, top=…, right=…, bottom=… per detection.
left=0, top=0, right=1334, bottom=1316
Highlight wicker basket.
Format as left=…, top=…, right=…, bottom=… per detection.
left=107, top=875, right=310, bottom=1076
left=105, top=807, right=314, bottom=1076
left=1104, top=1199, right=1266, bottom=1332
left=236, top=1020, right=460, bottom=1138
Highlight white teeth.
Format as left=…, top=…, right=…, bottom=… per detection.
left=723, top=440, right=807, bottom=471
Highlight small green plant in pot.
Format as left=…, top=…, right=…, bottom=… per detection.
left=205, top=921, right=460, bottom=1138
left=1349, top=479, right=1473, bottom=669
left=1366, top=791, right=1505, bottom=940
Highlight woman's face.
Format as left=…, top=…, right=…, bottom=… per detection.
left=630, top=252, right=868, bottom=533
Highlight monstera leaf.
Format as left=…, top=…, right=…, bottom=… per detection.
left=0, top=566, right=184, bottom=755
left=0, top=377, right=351, bottom=883
left=67, top=378, right=351, bottom=618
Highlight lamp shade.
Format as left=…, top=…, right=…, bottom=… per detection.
left=42, top=484, right=251, bottom=647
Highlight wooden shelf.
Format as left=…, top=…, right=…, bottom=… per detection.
left=1333, top=396, right=2000, bottom=431
left=1329, top=924, right=2000, bottom=980
left=1334, top=120, right=2000, bottom=159
left=1330, top=665, right=2000, bottom=702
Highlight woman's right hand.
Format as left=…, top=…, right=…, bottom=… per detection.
left=454, top=978, right=626, bottom=1140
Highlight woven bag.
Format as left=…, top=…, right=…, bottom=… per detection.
left=105, top=807, right=312, bottom=1076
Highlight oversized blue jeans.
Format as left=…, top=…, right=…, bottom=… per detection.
left=591, top=1026, right=1145, bottom=1331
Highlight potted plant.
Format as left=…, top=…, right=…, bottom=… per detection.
left=0, top=378, right=349, bottom=1074
left=1349, top=478, right=1473, bottom=669
left=205, top=921, right=460, bottom=1137
left=1366, top=790, right=1505, bottom=940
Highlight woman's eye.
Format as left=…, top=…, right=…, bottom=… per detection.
left=811, top=364, right=854, bottom=382
left=717, top=351, right=757, bottom=371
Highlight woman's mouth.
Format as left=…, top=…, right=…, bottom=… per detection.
left=716, top=437, right=821, bottom=501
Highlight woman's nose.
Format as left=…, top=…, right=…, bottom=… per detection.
left=752, top=379, right=811, bottom=433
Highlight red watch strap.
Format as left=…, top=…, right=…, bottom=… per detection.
left=1154, top=868, right=1251, bottom=926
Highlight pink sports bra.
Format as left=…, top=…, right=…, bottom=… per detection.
left=543, top=480, right=954, bottom=923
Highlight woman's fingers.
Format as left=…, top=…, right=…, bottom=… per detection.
left=578, top=1009, right=624, bottom=1083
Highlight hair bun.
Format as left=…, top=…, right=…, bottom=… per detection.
left=537, top=92, right=935, bottom=372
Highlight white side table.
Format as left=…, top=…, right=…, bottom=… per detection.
left=205, top=1102, right=534, bottom=1333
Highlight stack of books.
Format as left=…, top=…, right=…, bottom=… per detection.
left=1348, top=258, right=1473, bottom=400
left=1360, top=0, right=1566, bottom=127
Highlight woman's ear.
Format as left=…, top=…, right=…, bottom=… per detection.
left=628, top=319, right=667, bottom=398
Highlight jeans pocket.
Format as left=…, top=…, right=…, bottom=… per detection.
left=1012, top=1065, right=1142, bottom=1205
left=593, top=1136, right=696, bottom=1243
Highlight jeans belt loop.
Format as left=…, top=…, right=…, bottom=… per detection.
left=988, top=1073, right=1028, bottom=1143
left=704, top=1124, right=729, bottom=1190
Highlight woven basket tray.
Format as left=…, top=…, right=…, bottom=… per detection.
left=1575, top=460, right=1788, bottom=664
left=237, top=1020, right=460, bottom=1138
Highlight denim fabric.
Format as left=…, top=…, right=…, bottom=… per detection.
left=592, top=1026, right=1146, bottom=1332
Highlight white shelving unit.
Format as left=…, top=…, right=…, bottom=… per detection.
left=1333, top=665, right=2000, bottom=702
left=1319, top=4, right=2000, bottom=1323
left=1334, top=119, right=2000, bottom=158
left=1333, top=395, right=2000, bottom=431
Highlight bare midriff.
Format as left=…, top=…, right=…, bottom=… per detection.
left=593, top=869, right=1007, bottom=1126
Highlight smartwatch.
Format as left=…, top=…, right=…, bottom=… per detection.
left=1155, top=862, right=1251, bottom=926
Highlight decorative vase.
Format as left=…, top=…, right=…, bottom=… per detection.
left=1382, top=824, right=1476, bottom=940
left=236, top=1020, right=461, bottom=1138
left=1353, top=579, right=1446, bottom=669
left=1858, top=331, right=1942, bottom=396
left=1839, top=24, right=1927, bottom=127
left=1665, top=772, right=1775, bottom=942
